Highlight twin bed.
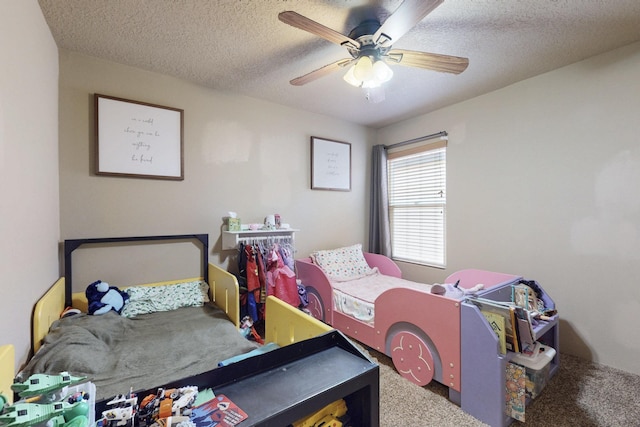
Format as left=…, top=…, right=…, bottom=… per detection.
left=14, top=234, right=331, bottom=403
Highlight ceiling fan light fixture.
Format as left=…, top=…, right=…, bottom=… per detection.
left=372, top=60, right=393, bottom=83
left=343, top=66, right=361, bottom=87
left=343, top=56, right=393, bottom=89
left=353, top=56, right=374, bottom=81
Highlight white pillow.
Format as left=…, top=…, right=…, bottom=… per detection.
left=310, top=244, right=377, bottom=282
left=121, top=280, right=210, bottom=318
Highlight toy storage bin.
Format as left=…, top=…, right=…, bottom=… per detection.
left=511, top=344, right=556, bottom=399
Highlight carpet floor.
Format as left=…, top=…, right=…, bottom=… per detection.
left=364, top=347, right=640, bottom=426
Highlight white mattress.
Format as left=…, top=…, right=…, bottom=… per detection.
left=331, top=272, right=434, bottom=325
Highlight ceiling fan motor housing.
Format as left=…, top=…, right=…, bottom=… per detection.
left=345, top=19, right=391, bottom=60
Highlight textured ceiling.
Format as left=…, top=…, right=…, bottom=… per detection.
left=38, top=0, right=640, bottom=128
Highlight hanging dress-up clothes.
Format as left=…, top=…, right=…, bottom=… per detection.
left=256, top=244, right=268, bottom=304
left=266, top=244, right=300, bottom=307
left=244, top=243, right=261, bottom=322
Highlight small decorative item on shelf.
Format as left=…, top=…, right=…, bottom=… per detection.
left=227, top=218, right=241, bottom=231
left=264, top=214, right=276, bottom=230
left=225, top=212, right=241, bottom=231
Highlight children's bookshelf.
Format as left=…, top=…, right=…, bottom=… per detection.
left=458, top=278, right=559, bottom=427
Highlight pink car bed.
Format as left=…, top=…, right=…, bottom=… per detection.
left=295, top=244, right=560, bottom=427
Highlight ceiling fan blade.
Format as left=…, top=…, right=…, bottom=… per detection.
left=386, top=49, right=469, bottom=74
left=279, top=11, right=360, bottom=50
left=373, top=0, right=443, bottom=46
left=290, top=58, right=354, bottom=86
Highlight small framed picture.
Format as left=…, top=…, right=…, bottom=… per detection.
left=311, top=136, right=351, bottom=191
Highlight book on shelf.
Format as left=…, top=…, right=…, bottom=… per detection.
left=514, top=306, right=536, bottom=352
left=468, top=297, right=527, bottom=353
left=481, top=310, right=507, bottom=354
left=508, top=304, right=521, bottom=353
left=505, top=362, right=526, bottom=422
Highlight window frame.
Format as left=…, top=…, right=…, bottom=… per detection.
left=386, top=139, right=447, bottom=268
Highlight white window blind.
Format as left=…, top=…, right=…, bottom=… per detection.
left=387, top=140, right=446, bottom=268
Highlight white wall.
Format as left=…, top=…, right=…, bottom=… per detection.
left=0, top=0, right=60, bottom=371
left=57, top=50, right=375, bottom=285
left=378, top=42, right=640, bottom=375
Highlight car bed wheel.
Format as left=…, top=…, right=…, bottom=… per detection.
left=305, top=286, right=325, bottom=322
left=390, top=330, right=435, bottom=386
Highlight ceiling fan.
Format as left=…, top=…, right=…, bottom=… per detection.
left=278, top=0, right=469, bottom=101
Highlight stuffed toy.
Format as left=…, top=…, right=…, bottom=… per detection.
left=86, top=280, right=129, bottom=315
left=431, top=280, right=484, bottom=299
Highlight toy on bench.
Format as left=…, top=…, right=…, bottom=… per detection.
left=0, top=372, right=92, bottom=427
left=292, top=399, right=350, bottom=427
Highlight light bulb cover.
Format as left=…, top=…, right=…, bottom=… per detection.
left=372, top=60, right=393, bottom=83
left=343, top=66, right=362, bottom=87
left=353, top=56, right=374, bottom=81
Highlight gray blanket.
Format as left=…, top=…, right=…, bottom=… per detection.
left=19, top=304, right=259, bottom=400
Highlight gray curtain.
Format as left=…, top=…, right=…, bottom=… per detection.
left=368, top=145, right=391, bottom=256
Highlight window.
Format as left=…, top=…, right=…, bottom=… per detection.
left=387, top=140, right=446, bottom=268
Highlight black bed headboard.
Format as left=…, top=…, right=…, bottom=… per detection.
left=63, top=234, right=209, bottom=307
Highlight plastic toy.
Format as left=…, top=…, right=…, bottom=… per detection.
left=1, top=372, right=92, bottom=427
left=0, top=399, right=89, bottom=427
left=86, top=280, right=129, bottom=315
left=66, top=391, right=88, bottom=404
left=239, top=317, right=264, bottom=344
left=292, top=399, right=349, bottom=427
left=170, top=387, right=197, bottom=416
left=99, top=389, right=137, bottom=427
left=11, top=372, right=87, bottom=400
left=136, top=387, right=197, bottom=427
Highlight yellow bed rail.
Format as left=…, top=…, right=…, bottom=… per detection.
left=209, top=263, right=241, bottom=328
left=265, top=296, right=332, bottom=347
left=33, top=278, right=66, bottom=354
left=0, top=344, right=15, bottom=404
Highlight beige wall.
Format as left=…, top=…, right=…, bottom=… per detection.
left=0, top=0, right=60, bottom=371
left=58, top=50, right=375, bottom=283
left=378, top=41, right=640, bottom=376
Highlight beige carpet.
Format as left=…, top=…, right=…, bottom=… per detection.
left=365, top=347, right=640, bottom=426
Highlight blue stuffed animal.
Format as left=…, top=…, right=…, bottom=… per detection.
left=86, top=280, right=129, bottom=315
